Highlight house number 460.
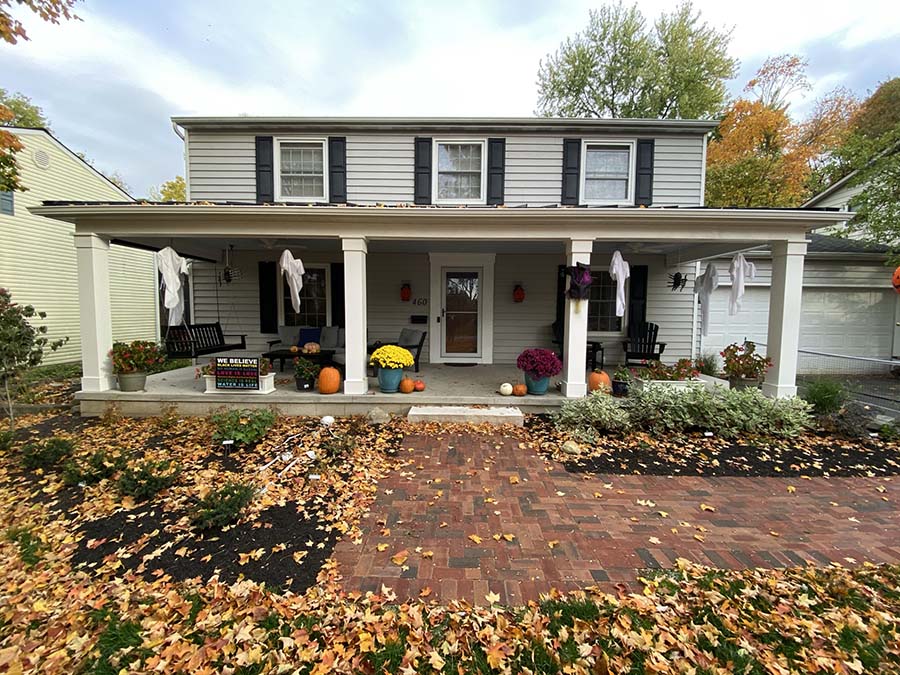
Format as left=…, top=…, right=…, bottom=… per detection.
left=412, top=298, right=428, bottom=306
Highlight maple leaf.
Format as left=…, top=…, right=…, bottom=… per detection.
left=419, top=586, right=432, bottom=598
left=468, top=534, right=483, bottom=544
left=648, top=537, right=661, bottom=545
left=485, top=591, right=501, bottom=604
left=390, top=550, right=409, bottom=566
left=657, top=511, right=669, bottom=518
left=376, top=543, right=388, bottom=552
left=548, top=540, right=559, bottom=549
left=700, top=503, right=716, bottom=512
left=787, top=485, right=796, bottom=493
left=508, top=475, right=520, bottom=484
left=421, top=550, right=434, bottom=559
left=428, top=651, right=446, bottom=670
left=502, top=533, right=515, bottom=542
left=486, top=643, right=505, bottom=668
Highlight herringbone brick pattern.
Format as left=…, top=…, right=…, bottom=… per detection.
left=333, top=432, right=900, bottom=604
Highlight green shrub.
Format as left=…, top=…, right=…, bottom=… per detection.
left=21, top=436, right=75, bottom=470
left=878, top=421, right=900, bottom=442
left=211, top=408, right=277, bottom=447
left=623, top=386, right=711, bottom=435
left=319, top=433, right=356, bottom=463
left=695, top=352, right=720, bottom=377
left=6, top=526, right=44, bottom=566
left=554, top=391, right=631, bottom=441
left=190, top=481, right=256, bottom=530
left=116, top=460, right=179, bottom=501
left=62, top=449, right=126, bottom=486
left=0, top=429, right=13, bottom=451
left=712, top=388, right=812, bottom=439
left=801, top=379, right=848, bottom=415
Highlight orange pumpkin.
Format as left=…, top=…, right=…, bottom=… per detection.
left=303, top=342, right=321, bottom=354
left=317, top=366, right=341, bottom=394
left=289, top=345, right=299, bottom=353
left=399, top=377, right=415, bottom=394
left=588, top=370, right=612, bottom=392
left=413, top=380, right=426, bottom=391
left=893, top=266, right=900, bottom=293
left=512, top=383, right=527, bottom=397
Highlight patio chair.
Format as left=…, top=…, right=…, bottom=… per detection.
left=369, top=328, right=427, bottom=373
left=622, top=321, right=666, bottom=366
left=551, top=320, right=603, bottom=371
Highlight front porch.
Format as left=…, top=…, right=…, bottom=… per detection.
left=76, top=363, right=566, bottom=417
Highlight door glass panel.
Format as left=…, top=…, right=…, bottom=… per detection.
left=444, top=271, right=479, bottom=354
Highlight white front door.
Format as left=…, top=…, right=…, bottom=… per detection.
left=428, top=253, right=495, bottom=364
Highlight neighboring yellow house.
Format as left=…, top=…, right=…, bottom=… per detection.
left=0, top=128, right=158, bottom=364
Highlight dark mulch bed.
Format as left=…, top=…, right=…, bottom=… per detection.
left=73, top=499, right=335, bottom=592
left=14, top=413, right=91, bottom=441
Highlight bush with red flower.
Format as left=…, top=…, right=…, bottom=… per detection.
left=516, top=348, right=563, bottom=379
left=638, top=358, right=699, bottom=381
left=721, top=341, right=771, bottom=381
left=110, top=340, right=166, bottom=374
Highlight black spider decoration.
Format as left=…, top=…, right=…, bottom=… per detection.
left=668, top=272, right=688, bottom=292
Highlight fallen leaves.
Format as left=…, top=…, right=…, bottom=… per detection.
left=390, top=550, right=409, bottom=566
left=700, top=503, right=716, bottom=512
left=468, top=534, right=483, bottom=545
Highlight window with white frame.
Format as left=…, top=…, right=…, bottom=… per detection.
left=434, top=140, right=486, bottom=203
left=581, top=141, right=635, bottom=204
left=276, top=139, right=327, bottom=201
left=282, top=266, right=329, bottom=327
left=587, top=271, right=624, bottom=332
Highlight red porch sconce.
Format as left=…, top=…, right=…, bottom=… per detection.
left=513, top=284, right=526, bottom=303
left=400, top=283, right=412, bottom=302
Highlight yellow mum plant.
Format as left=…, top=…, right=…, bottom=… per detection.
left=369, top=345, right=414, bottom=369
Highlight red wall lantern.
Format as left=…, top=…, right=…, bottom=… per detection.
left=400, top=283, right=412, bottom=302
left=893, top=267, right=900, bottom=294
left=513, top=284, right=525, bottom=303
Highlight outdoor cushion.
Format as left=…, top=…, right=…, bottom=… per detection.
left=320, top=326, right=340, bottom=349
left=297, top=327, right=322, bottom=346
left=337, top=328, right=345, bottom=348
left=398, top=328, right=424, bottom=347
left=277, top=326, right=297, bottom=346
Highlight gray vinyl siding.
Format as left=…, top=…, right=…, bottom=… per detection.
left=365, top=253, right=430, bottom=360
left=346, top=136, right=415, bottom=204
left=504, top=137, right=563, bottom=207
left=186, top=132, right=256, bottom=202
left=652, top=135, right=705, bottom=206
left=493, top=254, right=559, bottom=360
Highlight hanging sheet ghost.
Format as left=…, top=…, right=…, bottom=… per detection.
left=693, top=262, right=719, bottom=337
left=729, top=253, right=756, bottom=316
left=609, top=250, right=630, bottom=317
left=156, top=246, right=189, bottom=325
left=279, top=249, right=306, bottom=313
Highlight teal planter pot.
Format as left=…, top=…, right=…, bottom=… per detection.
left=378, top=367, right=404, bottom=393
left=524, top=372, right=550, bottom=395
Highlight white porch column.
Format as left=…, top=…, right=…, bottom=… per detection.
left=561, top=239, right=593, bottom=398
left=342, top=237, right=368, bottom=395
left=74, top=233, right=114, bottom=392
left=762, top=240, right=807, bottom=399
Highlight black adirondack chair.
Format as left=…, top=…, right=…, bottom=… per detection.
left=551, top=320, right=604, bottom=371
left=622, top=321, right=666, bottom=365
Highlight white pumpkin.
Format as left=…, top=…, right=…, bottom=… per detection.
left=499, top=382, right=513, bottom=396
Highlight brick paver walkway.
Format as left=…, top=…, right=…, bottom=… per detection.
left=333, top=433, right=900, bottom=604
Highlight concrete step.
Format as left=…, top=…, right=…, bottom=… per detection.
left=407, top=405, right=525, bottom=426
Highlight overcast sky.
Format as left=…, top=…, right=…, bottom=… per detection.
left=3, top=0, right=899, bottom=196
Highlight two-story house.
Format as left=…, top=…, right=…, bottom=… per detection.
left=33, top=117, right=848, bottom=415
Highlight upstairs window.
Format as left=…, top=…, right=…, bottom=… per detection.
left=434, top=140, right=486, bottom=204
left=275, top=138, right=327, bottom=202
left=581, top=141, right=635, bottom=205
left=587, top=271, right=624, bottom=332
left=0, top=191, right=13, bottom=216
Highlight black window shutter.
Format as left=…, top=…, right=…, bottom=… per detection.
left=328, top=137, right=347, bottom=203
left=414, top=137, right=432, bottom=204
left=330, top=262, right=345, bottom=327
left=255, top=136, right=275, bottom=204
left=627, top=264, right=648, bottom=334
left=0, top=191, right=13, bottom=216
left=486, top=138, right=505, bottom=205
left=561, top=138, right=581, bottom=205
left=634, top=139, right=654, bottom=206
left=258, top=261, right=278, bottom=333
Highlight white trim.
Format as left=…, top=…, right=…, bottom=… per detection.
left=276, top=263, right=332, bottom=328
left=273, top=137, right=329, bottom=203
left=183, top=127, right=191, bottom=201
left=699, top=132, right=708, bottom=206
left=690, top=260, right=700, bottom=360
left=580, top=138, right=637, bottom=206
left=428, top=253, right=495, bottom=364
left=586, top=265, right=627, bottom=338
left=432, top=138, right=488, bottom=205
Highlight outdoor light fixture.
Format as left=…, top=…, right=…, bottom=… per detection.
left=400, top=283, right=412, bottom=302
left=513, top=284, right=525, bottom=303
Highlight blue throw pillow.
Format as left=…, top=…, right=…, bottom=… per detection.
left=297, top=327, right=322, bottom=346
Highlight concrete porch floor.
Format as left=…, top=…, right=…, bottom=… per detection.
left=76, top=361, right=569, bottom=417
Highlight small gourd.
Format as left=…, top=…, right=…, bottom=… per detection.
left=399, top=377, right=415, bottom=394
left=499, top=382, right=513, bottom=396
left=512, top=383, right=527, bottom=397
left=413, top=380, right=426, bottom=391
left=318, top=366, right=341, bottom=394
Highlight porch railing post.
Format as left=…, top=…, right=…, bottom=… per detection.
left=562, top=238, right=593, bottom=398
left=762, top=240, right=807, bottom=398
left=74, top=233, right=114, bottom=392
left=342, top=237, right=368, bottom=395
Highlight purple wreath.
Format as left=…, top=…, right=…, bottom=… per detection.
left=566, top=262, right=592, bottom=300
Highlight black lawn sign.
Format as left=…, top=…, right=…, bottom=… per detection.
left=215, top=357, right=260, bottom=390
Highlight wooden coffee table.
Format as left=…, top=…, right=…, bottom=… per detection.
left=262, top=348, right=336, bottom=372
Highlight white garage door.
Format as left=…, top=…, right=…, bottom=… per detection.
left=702, top=286, right=896, bottom=374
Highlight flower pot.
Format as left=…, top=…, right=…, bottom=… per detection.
left=295, top=376, right=315, bottom=391
left=524, top=372, right=550, bottom=395
left=729, top=376, right=760, bottom=391
left=117, top=372, right=147, bottom=392
left=377, top=367, right=404, bottom=393
left=611, top=380, right=629, bottom=397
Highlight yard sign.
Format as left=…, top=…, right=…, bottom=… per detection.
left=215, top=357, right=260, bottom=390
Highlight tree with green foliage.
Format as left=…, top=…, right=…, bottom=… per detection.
left=0, top=89, right=50, bottom=129
left=536, top=1, right=737, bottom=119
left=0, top=288, right=67, bottom=433
left=149, top=176, right=186, bottom=202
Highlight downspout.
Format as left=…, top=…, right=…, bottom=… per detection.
left=171, top=122, right=190, bottom=201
